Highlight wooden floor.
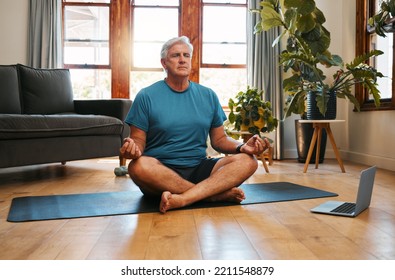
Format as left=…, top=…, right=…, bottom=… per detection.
left=0, top=157, right=394, bottom=260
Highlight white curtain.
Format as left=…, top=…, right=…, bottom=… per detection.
left=247, top=0, right=284, bottom=159
left=28, top=0, right=62, bottom=68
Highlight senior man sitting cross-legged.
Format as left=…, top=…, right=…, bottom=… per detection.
left=120, top=36, right=269, bottom=213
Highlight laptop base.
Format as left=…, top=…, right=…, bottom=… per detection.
left=310, top=201, right=356, bottom=217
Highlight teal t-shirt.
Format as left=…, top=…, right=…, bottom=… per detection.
left=125, top=80, right=226, bottom=167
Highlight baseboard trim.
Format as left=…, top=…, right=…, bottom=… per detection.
left=284, top=148, right=336, bottom=160
left=284, top=149, right=395, bottom=172
left=342, top=151, right=395, bottom=172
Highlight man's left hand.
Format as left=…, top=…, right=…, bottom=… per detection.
left=242, top=135, right=270, bottom=155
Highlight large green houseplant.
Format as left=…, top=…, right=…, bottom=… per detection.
left=253, top=0, right=384, bottom=120
left=252, top=0, right=384, bottom=162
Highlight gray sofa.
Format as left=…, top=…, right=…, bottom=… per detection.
left=0, top=64, right=132, bottom=169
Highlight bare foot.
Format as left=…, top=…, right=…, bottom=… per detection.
left=159, top=191, right=185, bottom=213
left=207, top=187, right=245, bottom=203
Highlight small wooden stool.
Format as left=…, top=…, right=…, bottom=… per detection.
left=299, top=120, right=346, bottom=173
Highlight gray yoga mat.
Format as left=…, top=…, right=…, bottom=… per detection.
left=7, top=182, right=337, bottom=222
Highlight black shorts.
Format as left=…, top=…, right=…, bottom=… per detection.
left=164, top=158, right=220, bottom=184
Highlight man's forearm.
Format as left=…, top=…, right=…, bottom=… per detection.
left=211, top=136, right=243, bottom=154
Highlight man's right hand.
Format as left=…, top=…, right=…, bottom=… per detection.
left=120, top=138, right=142, bottom=159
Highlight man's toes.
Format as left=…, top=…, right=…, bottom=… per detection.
left=160, top=191, right=172, bottom=213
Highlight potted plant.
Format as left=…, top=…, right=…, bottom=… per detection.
left=368, top=0, right=395, bottom=36
left=253, top=0, right=383, bottom=119
left=227, top=86, right=278, bottom=137
left=252, top=0, right=384, bottom=162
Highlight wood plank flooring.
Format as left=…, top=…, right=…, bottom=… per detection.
left=0, top=158, right=394, bottom=260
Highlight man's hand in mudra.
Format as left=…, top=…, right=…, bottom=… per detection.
left=241, top=135, right=270, bottom=155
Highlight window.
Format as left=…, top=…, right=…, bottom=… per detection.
left=62, top=0, right=111, bottom=99
left=62, top=0, right=248, bottom=102
left=200, top=0, right=247, bottom=106
left=130, top=0, right=180, bottom=99
left=356, top=0, right=395, bottom=110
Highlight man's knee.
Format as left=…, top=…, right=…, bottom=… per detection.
left=222, top=153, right=258, bottom=173
left=128, top=156, right=157, bottom=181
left=240, top=153, right=259, bottom=173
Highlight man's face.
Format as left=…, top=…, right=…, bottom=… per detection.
left=161, top=43, right=192, bottom=78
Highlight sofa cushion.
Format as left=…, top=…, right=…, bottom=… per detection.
left=18, top=64, right=74, bottom=114
left=0, top=65, right=21, bottom=114
left=0, top=114, right=124, bottom=140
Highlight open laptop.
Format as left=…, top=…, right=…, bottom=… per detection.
left=310, top=166, right=376, bottom=217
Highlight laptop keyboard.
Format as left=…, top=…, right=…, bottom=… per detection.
left=330, top=202, right=356, bottom=214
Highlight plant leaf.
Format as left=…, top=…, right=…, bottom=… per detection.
left=313, top=7, right=326, bottom=25
left=302, top=24, right=331, bottom=54
left=284, top=0, right=316, bottom=16
left=297, top=13, right=316, bottom=33
left=228, top=112, right=235, bottom=123
left=348, top=50, right=384, bottom=68
left=258, top=4, right=284, bottom=31
left=272, top=30, right=286, bottom=47
left=284, top=89, right=306, bottom=118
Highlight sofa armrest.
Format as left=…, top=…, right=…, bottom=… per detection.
left=74, top=99, right=132, bottom=140
left=74, top=99, right=132, bottom=121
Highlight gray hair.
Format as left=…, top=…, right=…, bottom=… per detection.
left=160, top=36, right=193, bottom=59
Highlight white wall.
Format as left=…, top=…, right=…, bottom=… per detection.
left=1, top=0, right=394, bottom=171
left=283, top=0, right=395, bottom=172
left=0, top=0, right=29, bottom=64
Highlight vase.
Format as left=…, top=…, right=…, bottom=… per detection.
left=295, top=120, right=327, bottom=163
left=306, top=90, right=336, bottom=120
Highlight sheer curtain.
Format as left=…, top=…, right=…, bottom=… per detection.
left=247, top=0, right=284, bottom=159
left=28, top=0, right=62, bottom=68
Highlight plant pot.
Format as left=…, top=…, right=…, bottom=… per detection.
left=240, top=124, right=250, bottom=132
left=295, top=120, right=327, bottom=163
left=306, top=90, right=337, bottom=120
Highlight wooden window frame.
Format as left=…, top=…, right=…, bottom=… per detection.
left=356, top=0, right=395, bottom=111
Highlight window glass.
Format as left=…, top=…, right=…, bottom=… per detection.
left=130, top=71, right=166, bottom=100
left=200, top=68, right=247, bottom=106
left=63, top=1, right=111, bottom=100
left=64, top=43, right=109, bottom=65
left=70, top=69, right=111, bottom=99
left=134, top=0, right=179, bottom=5
left=64, top=5, right=109, bottom=65
left=202, top=43, right=246, bottom=65
left=372, top=32, right=393, bottom=99
left=130, top=1, right=179, bottom=98
left=202, top=0, right=246, bottom=3
left=200, top=1, right=247, bottom=106
left=202, top=5, right=246, bottom=64
left=133, top=8, right=179, bottom=68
